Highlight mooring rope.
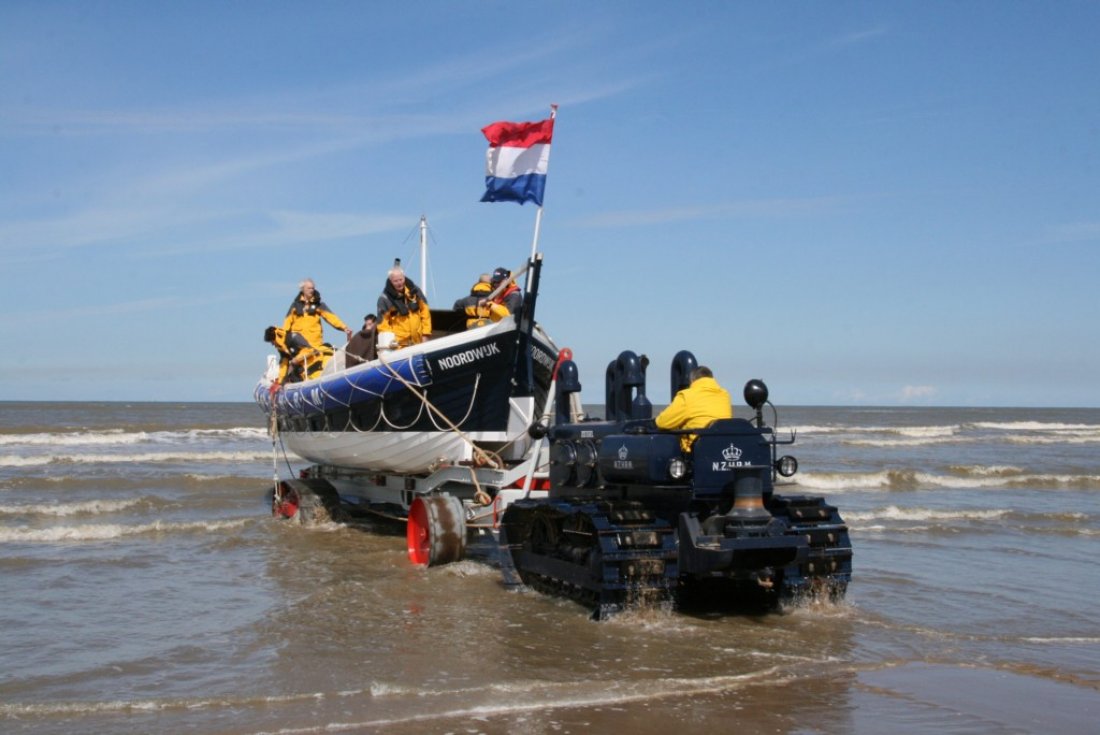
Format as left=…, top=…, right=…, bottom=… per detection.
left=376, top=349, right=504, bottom=469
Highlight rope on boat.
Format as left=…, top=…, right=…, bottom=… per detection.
left=425, top=373, right=481, bottom=431
left=267, top=385, right=297, bottom=502
left=468, top=466, right=492, bottom=506
left=349, top=405, right=384, bottom=432
left=376, top=350, right=504, bottom=469
left=380, top=394, right=426, bottom=430
left=269, top=388, right=279, bottom=485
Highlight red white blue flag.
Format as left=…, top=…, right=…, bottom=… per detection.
left=480, top=115, right=554, bottom=206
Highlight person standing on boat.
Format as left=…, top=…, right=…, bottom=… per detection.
left=282, top=278, right=353, bottom=348
left=655, top=366, right=733, bottom=452
left=490, top=267, right=522, bottom=314
left=377, top=266, right=432, bottom=347
left=345, top=314, right=378, bottom=366
left=454, top=275, right=509, bottom=328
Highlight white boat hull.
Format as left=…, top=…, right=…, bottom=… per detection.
left=257, top=314, right=557, bottom=474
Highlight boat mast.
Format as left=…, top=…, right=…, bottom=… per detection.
left=419, top=215, right=428, bottom=297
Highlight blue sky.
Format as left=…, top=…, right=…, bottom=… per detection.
left=2, top=2, right=1098, bottom=407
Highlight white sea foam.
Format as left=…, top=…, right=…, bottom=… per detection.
left=0, top=430, right=143, bottom=447
left=0, top=518, right=250, bottom=543
left=0, top=498, right=145, bottom=517
left=846, top=436, right=973, bottom=447
left=795, top=470, right=924, bottom=491
left=796, top=470, right=1100, bottom=491
left=845, top=506, right=1010, bottom=523
left=0, top=665, right=805, bottom=723
left=970, top=421, right=1100, bottom=432
left=1003, top=434, right=1100, bottom=445
left=0, top=451, right=270, bottom=467
left=0, top=427, right=267, bottom=447
left=793, top=424, right=960, bottom=438
left=794, top=421, right=1100, bottom=448
left=0, top=455, right=51, bottom=466
left=948, top=464, right=1025, bottom=477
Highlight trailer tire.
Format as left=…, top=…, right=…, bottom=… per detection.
left=407, top=494, right=466, bottom=566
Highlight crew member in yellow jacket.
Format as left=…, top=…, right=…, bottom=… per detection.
left=453, top=278, right=509, bottom=329
left=282, top=278, right=353, bottom=348
left=377, top=266, right=432, bottom=347
left=263, top=326, right=333, bottom=384
left=655, top=366, right=733, bottom=452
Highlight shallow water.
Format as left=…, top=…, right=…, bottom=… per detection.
left=1, top=402, right=1097, bottom=733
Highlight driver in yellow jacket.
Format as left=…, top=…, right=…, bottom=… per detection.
left=655, top=366, right=733, bottom=452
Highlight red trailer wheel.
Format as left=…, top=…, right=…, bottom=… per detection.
left=406, top=494, right=466, bottom=566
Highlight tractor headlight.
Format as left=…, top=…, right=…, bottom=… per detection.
left=668, top=458, right=688, bottom=480
left=776, top=455, right=799, bottom=477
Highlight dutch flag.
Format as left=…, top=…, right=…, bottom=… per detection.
left=480, top=114, right=554, bottom=206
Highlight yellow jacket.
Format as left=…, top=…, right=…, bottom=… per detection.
left=454, top=281, right=509, bottom=328
left=378, top=283, right=432, bottom=347
left=268, top=327, right=332, bottom=383
left=655, top=376, right=733, bottom=451
left=282, top=292, right=349, bottom=348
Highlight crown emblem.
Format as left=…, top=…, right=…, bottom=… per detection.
left=618, top=444, right=629, bottom=460
left=722, top=443, right=742, bottom=462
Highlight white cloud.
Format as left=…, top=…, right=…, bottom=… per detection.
left=900, top=385, right=938, bottom=402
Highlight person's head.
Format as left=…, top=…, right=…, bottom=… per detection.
left=388, top=268, right=406, bottom=291
left=690, top=366, right=714, bottom=383
left=491, top=267, right=510, bottom=286
left=363, top=314, right=377, bottom=330
left=478, top=273, right=492, bottom=284
left=299, top=278, right=315, bottom=295
left=263, top=326, right=278, bottom=343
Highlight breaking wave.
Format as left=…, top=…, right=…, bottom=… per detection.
left=0, top=518, right=251, bottom=543
left=0, top=427, right=267, bottom=447
left=0, top=451, right=270, bottom=467
left=793, top=420, right=1100, bottom=448
left=795, top=469, right=1100, bottom=491
left=0, top=498, right=150, bottom=517
left=970, top=421, right=1100, bottom=432
left=845, top=506, right=1010, bottom=522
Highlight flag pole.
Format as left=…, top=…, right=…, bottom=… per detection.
left=527, top=104, right=558, bottom=263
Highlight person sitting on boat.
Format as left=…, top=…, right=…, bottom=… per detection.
left=282, top=278, right=353, bottom=349
left=654, top=366, right=733, bottom=452
left=454, top=276, right=509, bottom=329
left=490, top=266, right=522, bottom=314
left=345, top=314, right=378, bottom=366
left=377, top=266, right=432, bottom=347
left=263, top=326, right=332, bottom=384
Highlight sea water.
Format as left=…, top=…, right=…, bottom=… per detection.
left=1, top=401, right=1097, bottom=734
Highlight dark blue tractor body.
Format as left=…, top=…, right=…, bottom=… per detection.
left=501, top=350, right=852, bottom=617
